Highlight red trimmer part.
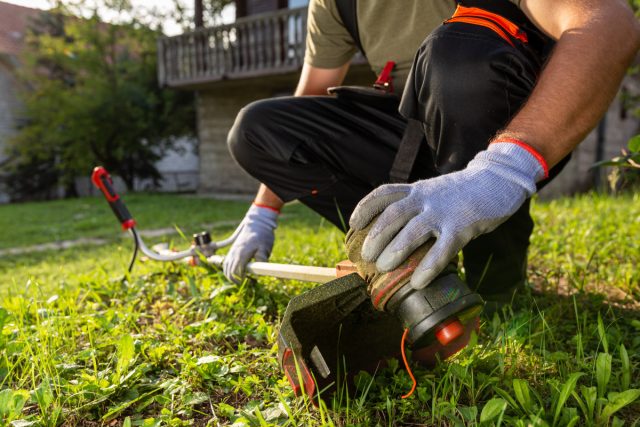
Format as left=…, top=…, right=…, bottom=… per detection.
left=91, top=166, right=136, bottom=230
left=412, top=316, right=480, bottom=367
left=434, top=318, right=465, bottom=346
left=282, top=348, right=316, bottom=401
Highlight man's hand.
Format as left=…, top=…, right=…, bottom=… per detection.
left=349, top=141, right=547, bottom=290
left=223, top=204, right=278, bottom=283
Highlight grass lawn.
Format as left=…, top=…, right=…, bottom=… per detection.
left=0, top=192, right=639, bottom=426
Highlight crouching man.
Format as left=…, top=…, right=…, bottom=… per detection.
left=223, top=0, right=639, bottom=302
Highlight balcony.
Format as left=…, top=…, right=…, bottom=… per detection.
left=158, top=7, right=312, bottom=88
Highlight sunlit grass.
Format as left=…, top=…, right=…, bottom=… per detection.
left=0, top=192, right=638, bottom=425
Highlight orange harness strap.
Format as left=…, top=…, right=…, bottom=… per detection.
left=445, top=5, right=528, bottom=47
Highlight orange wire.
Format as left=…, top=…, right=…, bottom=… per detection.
left=400, top=328, right=417, bottom=399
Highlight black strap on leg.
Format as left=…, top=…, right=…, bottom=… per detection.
left=389, top=119, right=424, bottom=183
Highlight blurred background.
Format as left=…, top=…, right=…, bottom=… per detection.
left=0, top=0, right=638, bottom=205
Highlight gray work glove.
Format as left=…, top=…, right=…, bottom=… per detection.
left=349, top=141, right=548, bottom=290
left=223, top=204, right=278, bottom=283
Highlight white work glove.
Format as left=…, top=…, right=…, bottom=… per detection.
left=349, top=141, right=548, bottom=290
left=223, top=204, right=278, bottom=283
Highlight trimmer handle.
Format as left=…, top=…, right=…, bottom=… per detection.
left=91, top=166, right=136, bottom=230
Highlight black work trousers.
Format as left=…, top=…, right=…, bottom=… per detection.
left=227, top=22, right=566, bottom=297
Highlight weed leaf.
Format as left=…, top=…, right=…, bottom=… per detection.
left=596, top=352, right=612, bottom=398
left=565, top=415, right=580, bottom=427
left=0, top=389, right=30, bottom=421
left=619, top=344, right=630, bottom=390
left=480, top=398, right=507, bottom=424
left=494, top=387, right=521, bottom=416
left=32, top=381, right=53, bottom=412
left=553, top=372, right=583, bottom=427
left=116, top=334, right=135, bottom=380
left=513, top=379, right=535, bottom=414
left=600, top=389, right=640, bottom=422
left=580, top=386, right=597, bottom=423
left=570, top=391, right=588, bottom=423
left=597, top=314, right=608, bottom=354
left=459, top=406, right=478, bottom=422
left=0, top=308, right=8, bottom=330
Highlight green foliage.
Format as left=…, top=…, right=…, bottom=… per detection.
left=0, top=194, right=251, bottom=250
left=594, top=136, right=640, bottom=192
left=480, top=398, right=507, bottom=424
left=595, top=0, right=640, bottom=193
left=6, top=2, right=195, bottom=199
left=0, top=389, right=30, bottom=423
left=0, top=193, right=639, bottom=425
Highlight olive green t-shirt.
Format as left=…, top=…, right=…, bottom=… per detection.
left=304, top=0, right=522, bottom=91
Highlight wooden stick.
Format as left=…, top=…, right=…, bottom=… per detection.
left=207, top=255, right=342, bottom=283
left=150, top=244, right=356, bottom=283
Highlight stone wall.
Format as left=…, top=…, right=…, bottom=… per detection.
left=196, top=82, right=267, bottom=194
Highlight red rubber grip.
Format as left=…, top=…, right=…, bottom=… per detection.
left=91, top=166, right=136, bottom=230
left=91, top=166, right=119, bottom=202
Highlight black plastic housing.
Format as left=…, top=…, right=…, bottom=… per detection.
left=277, top=272, right=484, bottom=402
left=386, top=272, right=484, bottom=347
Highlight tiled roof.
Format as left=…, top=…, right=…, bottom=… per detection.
left=0, top=1, right=43, bottom=56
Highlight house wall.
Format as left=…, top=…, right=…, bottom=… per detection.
left=75, top=137, right=200, bottom=197
left=0, top=58, right=19, bottom=161
left=0, top=56, right=21, bottom=204
left=196, top=83, right=266, bottom=194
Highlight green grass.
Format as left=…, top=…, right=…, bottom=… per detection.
left=0, top=192, right=639, bottom=426
left=0, top=194, right=251, bottom=250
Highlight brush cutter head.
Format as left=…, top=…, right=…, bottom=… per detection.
left=277, top=272, right=483, bottom=402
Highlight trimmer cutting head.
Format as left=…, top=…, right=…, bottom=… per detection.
left=386, top=267, right=484, bottom=348
left=277, top=272, right=483, bottom=402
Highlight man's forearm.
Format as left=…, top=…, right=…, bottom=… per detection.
left=497, top=0, right=640, bottom=168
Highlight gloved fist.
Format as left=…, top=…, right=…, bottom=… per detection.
left=349, top=141, right=547, bottom=290
left=223, top=204, right=278, bottom=283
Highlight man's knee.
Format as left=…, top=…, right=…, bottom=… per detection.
left=409, top=23, right=539, bottom=100
left=227, top=99, right=277, bottom=174
left=400, top=25, right=540, bottom=172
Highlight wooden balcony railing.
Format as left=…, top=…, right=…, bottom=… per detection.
left=158, top=7, right=310, bottom=87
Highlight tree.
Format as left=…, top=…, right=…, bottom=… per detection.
left=6, top=1, right=196, bottom=199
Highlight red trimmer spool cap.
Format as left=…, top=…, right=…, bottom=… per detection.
left=434, top=318, right=464, bottom=346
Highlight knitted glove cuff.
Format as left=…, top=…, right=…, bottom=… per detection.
left=466, top=139, right=548, bottom=199
left=489, top=138, right=549, bottom=180
left=248, top=204, right=279, bottom=229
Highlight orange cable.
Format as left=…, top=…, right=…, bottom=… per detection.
left=400, top=328, right=417, bottom=399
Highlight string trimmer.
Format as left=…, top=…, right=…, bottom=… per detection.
left=92, top=166, right=483, bottom=402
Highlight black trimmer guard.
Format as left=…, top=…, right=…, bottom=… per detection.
left=277, top=273, right=483, bottom=402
